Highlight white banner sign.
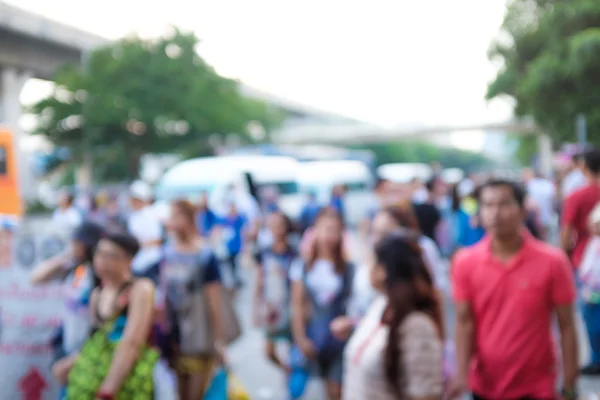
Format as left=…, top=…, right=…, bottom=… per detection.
left=0, top=221, right=72, bottom=400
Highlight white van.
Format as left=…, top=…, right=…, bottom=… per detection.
left=297, top=160, right=375, bottom=226
left=377, top=163, right=433, bottom=183
left=155, top=155, right=303, bottom=219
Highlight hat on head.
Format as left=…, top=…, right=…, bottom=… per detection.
left=72, top=221, right=105, bottom=249
left=129, top=180, right=153, bottom=202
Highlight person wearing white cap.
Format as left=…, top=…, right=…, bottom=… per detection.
left=127, top=180, right=162, bottom=283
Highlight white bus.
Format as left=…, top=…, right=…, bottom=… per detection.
left=297, top=160, right=375, bottom=226
left=155, top=155, right=303, bottom=219
left=376, top=163, right=434, bottom=183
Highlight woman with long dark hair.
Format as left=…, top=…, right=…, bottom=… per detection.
left=289, top=207, right=353, bottom=400
left=342, top=232, right=444, bottom=400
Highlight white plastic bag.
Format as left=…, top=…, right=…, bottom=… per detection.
left=154, top=359, right=178, bottom=400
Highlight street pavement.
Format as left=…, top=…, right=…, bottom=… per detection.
left=228, top=232, right=600, bottom=399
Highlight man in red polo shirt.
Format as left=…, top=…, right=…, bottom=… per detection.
left=450, top=179, right=579, bottom=400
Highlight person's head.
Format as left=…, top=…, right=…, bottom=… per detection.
left=479, top=179, right=526, bottom=239
left=332, top=184, right=346, bottom=197
left=375, top=177, right=391, bottom=197
left=95, top=190, right=110, bottom=209
left=426, top=176, right=445, bottom=198
left=372, top=206, right=420, bottom=244
left=521, top=168, right=534, bottom=182
left=371, top=232, right=441, bottom=396
left=168, top=199, right=197, bottom=238
left=267, top=211, right=294, bottom=242
left=129, top=180, right=153, bottom=211
left=93, top=232, right=139, bottom=282
left=583, top=148, right=600, bottom=179
left=306, top=191, right=317, bottom=202
left=72, top=221, right=105, bottom=263
left=308, top=207, right=345, bottom=273
left=198, top=192, right=209, bottom=210
left=571, top=152, right=584, bottom=171
left=228, top=202, right=238, bottom=215
left=58, top=190, right=74, bottom=209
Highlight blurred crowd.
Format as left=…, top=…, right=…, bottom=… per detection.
left=23, top=148, right=600, bottom=399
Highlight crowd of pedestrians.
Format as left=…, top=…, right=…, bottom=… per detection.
left=23, top=148, right=600, bottom=399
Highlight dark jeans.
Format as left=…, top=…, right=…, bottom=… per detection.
left=473, top=395, right=552, bottom=400
left=582, top=301, right=600, bottom=365
left=227, top=252, right=241, bottom=286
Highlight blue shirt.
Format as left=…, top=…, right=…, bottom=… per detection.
left=330, top=196, right=344, bottom=217
left=219, top=214, right=246, bottom=254
left=457, top=209, right=485, bottom=247
left=299, top=203, right=321, bottom=231
left=196, top=209, right=217, bottom=237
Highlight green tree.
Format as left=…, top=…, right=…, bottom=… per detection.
left=30, top=29, right=275, bottom=182
left=487, top=0, right=600, bottom=144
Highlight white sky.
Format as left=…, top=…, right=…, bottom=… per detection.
left=10, top=0, right=513, bottom=151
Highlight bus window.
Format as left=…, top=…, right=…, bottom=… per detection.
left=345, top=182, right=368, bottom=192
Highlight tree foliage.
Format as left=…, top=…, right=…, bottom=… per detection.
left=30, top=29, right=276, bottom=181
left=487, top=0, right=600, bottom=144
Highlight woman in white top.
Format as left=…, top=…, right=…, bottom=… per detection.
left=343, top=231, right=444, bottom=400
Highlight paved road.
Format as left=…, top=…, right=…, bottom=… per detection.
left=228, top=235, right=600, bottom=399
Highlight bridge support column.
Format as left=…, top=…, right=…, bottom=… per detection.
left=0, top=67, right=33, bottom=201
left=538, top=133, right=553, bottom=177
left=0, top=67, right=31, bottom=128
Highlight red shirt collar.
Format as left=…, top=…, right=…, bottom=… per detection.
left=482, top=228, right=534, bottom=265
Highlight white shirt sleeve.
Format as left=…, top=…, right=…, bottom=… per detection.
left=288, top=258, right=304, bottom=282
left=580, top=237, right=600, bottom=279
left=419, top=236, right=446, bottom=289
left=69, top=208, right=83, bottom=227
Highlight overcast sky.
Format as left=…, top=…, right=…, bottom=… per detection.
left=11, top=0, right=513, bottom=150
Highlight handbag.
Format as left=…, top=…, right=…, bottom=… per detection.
left=66, top=281, right=160, bottom=400
left=167, top=251, right=242, bottom=355
left=66, top=317, right=159, bottom=399
left=204, top=368, right=250, bottom=400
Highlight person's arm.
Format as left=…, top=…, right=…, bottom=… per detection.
left=450, top=252, right=473, bottom=396
left=204, top=255, right=225, bottom=360
left=98, top=279, right=155, bottom=395
left=289, top=261, right=316, bottom=358
left=560, top=195, right=577, bottom=255
left=30, top=251, right=73, bottom=285
left=252, top=262, right=264, bottom=327
left=556, top=304, right=578, bottom=393
left=552, top=254, right=579, bottom=394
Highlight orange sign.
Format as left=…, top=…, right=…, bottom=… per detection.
left=0, top=129, right=22, bottom=218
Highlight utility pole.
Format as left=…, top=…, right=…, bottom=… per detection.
left=78, top=50, right=93, bottom=192
left=576, top=113, right=587, bottom=148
